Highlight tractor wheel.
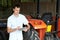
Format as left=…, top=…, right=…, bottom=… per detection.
left=34, top=34, right=40, bottom=40
left=0, top=31, right=7, bottom=40
left=44, top=36, right=53, bottom=40
left=44, top=33, right=54, bottom=40
left=0, top=35, right=3, bottom=40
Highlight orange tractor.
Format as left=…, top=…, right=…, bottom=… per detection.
left=24, top=15, right=47, bottom=40
left=25, top=12, right=57, bottom=40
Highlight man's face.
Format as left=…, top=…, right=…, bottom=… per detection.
left=13, top=7, right=20, bottom=15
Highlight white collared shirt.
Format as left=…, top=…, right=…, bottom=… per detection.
left=7, top=14, right=28, bottom=40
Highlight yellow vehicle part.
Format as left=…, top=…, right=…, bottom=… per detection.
left=46, top=25, right=52, bottom=32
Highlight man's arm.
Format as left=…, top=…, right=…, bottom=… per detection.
left=23, top=24, right=30, bottom=32
left=26, top=24, right=30, bottom=30
left=7, top=26, right=20, bottom=33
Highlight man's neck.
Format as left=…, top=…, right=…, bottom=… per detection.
left=13, top=13, right=19, bottom=17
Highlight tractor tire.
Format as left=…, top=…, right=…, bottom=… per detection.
left=44, top=33, right=54, bottom=40
left=0, top=30, right=7, bottom=40
left=44, top=36, right=53, bottom=40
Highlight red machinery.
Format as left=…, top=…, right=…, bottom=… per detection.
left=57, top=17, right=60, bottom=38
left=26, top=15, right=47, bottom=40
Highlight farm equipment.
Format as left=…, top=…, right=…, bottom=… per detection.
left=41, top=12, right=60, bottom=40
left=23, top=15, right=47, bottom=40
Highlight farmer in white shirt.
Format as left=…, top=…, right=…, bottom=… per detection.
left=7, top=4, right=30, bottom=40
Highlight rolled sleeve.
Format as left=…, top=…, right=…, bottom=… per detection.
left=23, top=16, right=28, bottom=25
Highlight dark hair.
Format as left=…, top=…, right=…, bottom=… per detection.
left=13, top=4, right=21, bottom=9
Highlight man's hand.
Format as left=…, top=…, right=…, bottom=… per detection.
left=16, top=26, right=20, bottom=30
left=23, top=24, right=30, bottom=32
left=23, top=27, right=28, bottom=32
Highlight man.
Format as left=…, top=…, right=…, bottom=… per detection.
left=7, top=4, right=30, bottom=40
